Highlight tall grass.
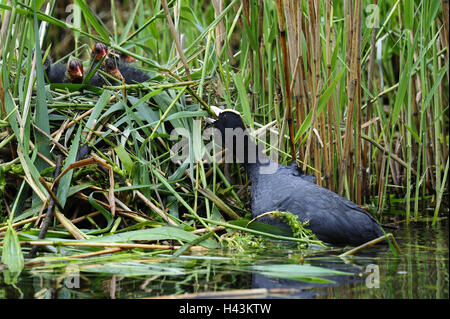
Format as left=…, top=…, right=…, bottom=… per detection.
left=0, top=0, right=448, bottom=267
left=230, top=0, right=448, bottom=222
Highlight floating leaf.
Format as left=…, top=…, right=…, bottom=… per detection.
left=251, top=264, right=351, bottom=284
left=80, top=262, right=186, bottom=277
left=84, top=226, right=218, bottom=249
left=172, top=232, right=213, bottom=258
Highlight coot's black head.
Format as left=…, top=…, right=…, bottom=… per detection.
left=213, top=110, right=245, bottom=135
left=213, top=109, right=258, bottom=164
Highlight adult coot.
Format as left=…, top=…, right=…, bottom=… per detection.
left=213, top=109, right=386, bottom=246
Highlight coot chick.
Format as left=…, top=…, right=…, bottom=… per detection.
left=88, top=72, right=104, bottom=87
left=104, top=57, right=125, bottom=83
left=91, top=42, right=150, bottom=84
left=102, top=55, right=149, bottom=84
left=119, top=61, right=150, bottom=84
left=64, top=60, right=84, bottom=84
left=91, top=42, right=109, bottom=61
left=43, top=55, right=67, bottom=83
left=87, top=57, right=129, bottom=87
left=213, top=109, right=385, bottom=246
left=112, top=49, right=137, bottom=64
left=86, top=43, right=109, bottom=86
left=43, top=56, right=84, bottom=84
left=91, top=43, right=135, bottom=64
left=285, top=161, right=317, bottom=183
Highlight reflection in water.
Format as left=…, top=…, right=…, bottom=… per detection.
left=315, top=219, right=449, bottom=298
left=0, top=219, right=448, bottom=299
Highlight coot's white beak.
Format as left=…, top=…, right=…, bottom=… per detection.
left=205, top=106, right=241, bottom=124
left=205, top=105, right=224, bottom=124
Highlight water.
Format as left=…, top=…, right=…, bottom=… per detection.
left=0, top=219, right=448, bottom=299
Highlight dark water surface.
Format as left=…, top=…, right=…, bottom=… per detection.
left=1, top=218, right=448, bottom=299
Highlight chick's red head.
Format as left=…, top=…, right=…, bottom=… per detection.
left=91, top=42, right=109, bottom=61
left=104, top=58, right=123, bottom=80
left=67, top=60, right=84, bottom=82
left=113, top=49, right=136, bottom=63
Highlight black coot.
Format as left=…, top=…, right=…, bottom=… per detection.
left=213, top=109, right=385, bottom=246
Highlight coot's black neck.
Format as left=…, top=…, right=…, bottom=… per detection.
left=222, top=128, right=275, bottom=178
left=214, top=111, right=278, bottom=177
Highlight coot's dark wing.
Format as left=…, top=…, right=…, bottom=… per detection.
left=249, top=166, right=383, bottom=245
left=282, top=183, right=384, bottom=245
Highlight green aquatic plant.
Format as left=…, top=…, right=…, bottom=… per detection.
left=249, top=210, right=320, bottom=248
